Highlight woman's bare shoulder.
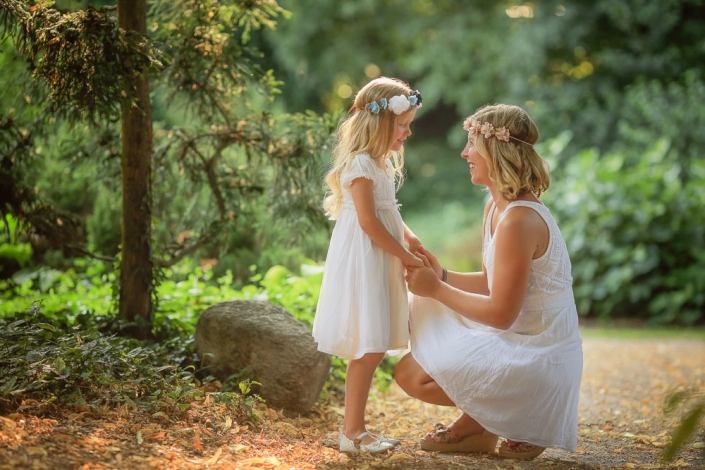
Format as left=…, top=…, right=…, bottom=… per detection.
left=499, top=205, right=548, bottom=236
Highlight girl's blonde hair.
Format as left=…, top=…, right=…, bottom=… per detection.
left=322, top=77, right=414, bottom=219
left=468, top=104, right=550, bottom=200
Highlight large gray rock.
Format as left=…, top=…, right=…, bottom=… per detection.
left=194, top=300, right=330, bottom=415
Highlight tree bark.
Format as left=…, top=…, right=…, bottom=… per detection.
left=118, top=0, right=153, bottom=338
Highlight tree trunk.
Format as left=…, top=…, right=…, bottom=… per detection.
left=118, top=0, right=153, bottom=339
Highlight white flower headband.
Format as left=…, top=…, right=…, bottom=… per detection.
left=463, top=117, right=534, bottom=146
left=363, top=90, right=423, bottom=115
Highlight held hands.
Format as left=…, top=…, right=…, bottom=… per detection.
left=416, top=245, right=443, bottom=280
left=404, top=250, right=442, bottom=298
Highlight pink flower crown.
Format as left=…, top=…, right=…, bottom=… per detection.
left=463, top=118, right=534, bottom=146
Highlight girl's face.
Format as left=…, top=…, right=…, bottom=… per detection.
left=461, top=134, right=490, bottom=186
left=390, top=108, right=417, bottom=152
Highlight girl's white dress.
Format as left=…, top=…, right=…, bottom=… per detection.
left=409, top=200, right=583, bottom=452
left=313, top=153, right=409, bottom=360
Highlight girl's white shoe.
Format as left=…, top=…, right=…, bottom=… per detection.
left=339, top=430, right=395, bottom=454
left=379, top=434, right=401, bottom=446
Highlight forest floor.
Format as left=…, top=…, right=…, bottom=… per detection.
left=0, top=334, right=703, bottom=469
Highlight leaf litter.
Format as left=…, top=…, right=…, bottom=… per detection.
left=0, top=338, right=702, bottom=469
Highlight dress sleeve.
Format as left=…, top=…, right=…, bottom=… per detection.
left=340, top=153, right=378, bottom=189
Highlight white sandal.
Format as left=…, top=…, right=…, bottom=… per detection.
left=379, top=434, right=401, bottom=446
left=339, top=430, right=395, bottom=455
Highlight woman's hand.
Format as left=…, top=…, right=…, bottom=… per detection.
left=417, top=245, right=443, bottom=280
left=405, top=253, right=442, bottom=297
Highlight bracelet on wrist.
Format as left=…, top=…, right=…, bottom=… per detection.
left=441, top=268, right=448, bottom=283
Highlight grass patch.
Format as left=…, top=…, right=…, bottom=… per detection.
left=579, top=319, right=705, bottom=340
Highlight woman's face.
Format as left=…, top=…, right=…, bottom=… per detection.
left=390, top=108, right=417, bottom=152
left=461, top=134, right=490, bottom=186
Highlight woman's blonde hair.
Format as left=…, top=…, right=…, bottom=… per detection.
left=322, top=77, right=414, bottom=219
left=468, top=104, right=549, bottom=200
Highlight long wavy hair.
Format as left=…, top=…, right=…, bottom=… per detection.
left=468, top=104, right=550, bottom=200
left=322, top=77, right=414, bottom=219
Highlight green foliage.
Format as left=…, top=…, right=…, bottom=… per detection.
left=85, top=185, right=122, bottom=255
left=0, top=258, right=324, bottom=331
left=0, top=303, right=263, bottom=420
left=1, top=0, right=338, bottom=303
left=0, top=304, right=161, bottom=407
left=544, top=137, right=705, bottom=324
left=0, top=0, right=161, bottom=124
left=0, top=258, right=336, bottom=407
left=663, top=389, right=705, bottom=462
left=0, top=242, right=31, bottom=268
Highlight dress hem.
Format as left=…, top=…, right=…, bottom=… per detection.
left=317, top=343, right=409, bottom=360
left=409, top=346, right=577, bottom=452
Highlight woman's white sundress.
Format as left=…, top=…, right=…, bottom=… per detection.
left=313, top=153, right=409, bottom=360
left=409, top=200, right=583, bottom=451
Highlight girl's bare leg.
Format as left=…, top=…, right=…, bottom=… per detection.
left=343, top=352, right=385, bottom=445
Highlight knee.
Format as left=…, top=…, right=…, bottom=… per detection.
left=394, top=354, right=415, bottom=394
left=352, top=352, right=385, bottom=368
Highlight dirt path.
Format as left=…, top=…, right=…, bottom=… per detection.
left=0, top=337, right=703, bottom=469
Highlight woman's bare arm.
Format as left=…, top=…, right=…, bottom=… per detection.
left=406, top=206, right=546, bottom=329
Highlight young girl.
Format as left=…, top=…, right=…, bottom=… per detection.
left=313, top=77, right=424, bottom=454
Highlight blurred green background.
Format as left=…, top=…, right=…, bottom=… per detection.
left=1, top=0, right=704, bottom=325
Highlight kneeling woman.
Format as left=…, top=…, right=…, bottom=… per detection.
left=397, top=104, right=583, bottom=461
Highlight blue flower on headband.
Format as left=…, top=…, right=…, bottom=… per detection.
left=380, top=98, right=388, bottom=110
left=408, top=95, right=418, bottom=106
left=366, top=101, right=381, bottom=114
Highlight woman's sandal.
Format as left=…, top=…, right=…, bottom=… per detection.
left=498, top=439, right=546, bottom=460
left=420, top=423, right=499, bottom=453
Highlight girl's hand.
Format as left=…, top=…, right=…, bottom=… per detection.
left=403, top=253, right=424, bottom=267
left=417, top=245, right=443, bottom=280
left=407, top=236, right=422, bottom=256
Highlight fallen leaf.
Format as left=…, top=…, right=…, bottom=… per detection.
left=223, top=416, right=232, bottom=432
left=194, top=427, right=203, bottom=451
left=204, top=447, right=222, bottom=465
left=0, top=416, right=17, bottom=431
left=228, top=443, right=248, bottom=452
left=238, top=457, right=281, bottom=465
left=388, top=453, right=414, bottom=461
left=25, top=446, right=47, bottom=457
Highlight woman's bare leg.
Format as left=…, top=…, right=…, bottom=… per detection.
left=343, top=352, right=385, bottom=445
left=394, top=353, right=486, bottom=437
left=394, top=353, right=454, bottom=406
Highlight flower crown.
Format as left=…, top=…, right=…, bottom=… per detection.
left=363, top=90, right=423, bottom=115
left=463, top=117, right=534, bottom=146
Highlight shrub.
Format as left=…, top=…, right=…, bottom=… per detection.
left=544, top=138, right=705, bottom=324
